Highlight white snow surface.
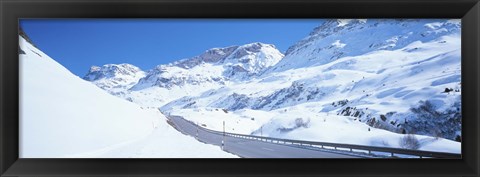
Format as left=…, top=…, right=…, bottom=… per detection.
left=19, top=36, right=236, bottom=158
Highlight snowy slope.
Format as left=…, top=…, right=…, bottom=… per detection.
left=83, top=64, right=146, bottom=95
left=267, top=19, right=460, bottom=73
left=19, top=35, right=236, bottom=158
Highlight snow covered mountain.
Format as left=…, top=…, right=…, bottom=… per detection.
left=84, top=42, right=283, bottom=107
left=131, top=42, right=283, bottom=90
left=19, top=32, right=236, bottom=158
left=83, top=64, right=146, bottom=95
left=159, top=19, right=461, bottom=153
left=268, top=19, right=460, bottom=73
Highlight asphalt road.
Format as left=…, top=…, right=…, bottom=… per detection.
left=167, top=115, right=362, bottom=158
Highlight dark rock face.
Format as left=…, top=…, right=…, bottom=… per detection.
left=223, top=65, right=249, bottom=78
left=19, top=27, right=37, bottom=47
left=209, top=81, right=337, bottom=112
left=223, top=93, right=252, bottom=110
left=403, top=100, right=462, bottom=141
left=173, top=46, right=239, bottom=69
left=19, top=27, right=36, bottom=55
left=19, top=45, right=26, bottom=55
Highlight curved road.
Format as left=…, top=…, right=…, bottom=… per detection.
left=167, top=115, right=363, bottom=158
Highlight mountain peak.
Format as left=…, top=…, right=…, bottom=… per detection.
left=220, top=42, right=284, bottom=77
left=172, top=42, right=282, bottom=70
left=83, top=63, right=144, bottom=81
left=83, top=63, right=146, bottom=94
left=239, top=42, right=275, bottom=49
left=88, top=65, right=101, bottom=73
left=225, top=42, right=280, bottom=59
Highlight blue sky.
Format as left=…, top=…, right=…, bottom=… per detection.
left=20, top=19, right=324, bottom=77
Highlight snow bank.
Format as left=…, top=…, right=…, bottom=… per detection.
left=75, top=111, right=237, bottom=158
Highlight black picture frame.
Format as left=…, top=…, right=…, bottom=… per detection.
left=1, top=0, right=479, bottom=176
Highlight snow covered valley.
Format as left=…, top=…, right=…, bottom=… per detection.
left=20, top=19, right=462, bottom=157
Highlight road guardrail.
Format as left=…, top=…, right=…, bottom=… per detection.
left=171, top=115, right=461, bottom=159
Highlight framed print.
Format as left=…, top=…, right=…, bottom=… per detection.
left=1, top=0, right=479, bottom=176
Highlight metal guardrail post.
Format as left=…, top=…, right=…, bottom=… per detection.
left=222, top=121, right=225, bottom=150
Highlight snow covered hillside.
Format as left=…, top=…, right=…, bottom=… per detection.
left=19, top=34, right=236, bottom=158
left=267, top=19, right=460, bottom=73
